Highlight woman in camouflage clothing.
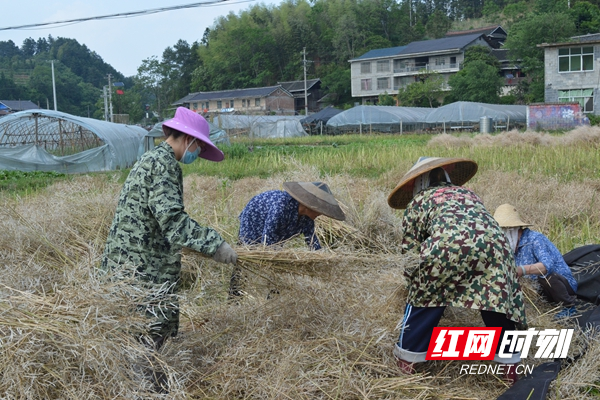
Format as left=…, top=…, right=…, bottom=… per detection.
left=102, top=107, right=237, bottom=350
left=387, top=157, right=526, bottom=384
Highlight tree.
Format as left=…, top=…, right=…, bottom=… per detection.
left=426, top=10, right=452, bottom=39
left=448, top=60, right=504, bottom=103
left=378, top=91, right=396, bottom=106
left=397, top=72, right=443, bottom=107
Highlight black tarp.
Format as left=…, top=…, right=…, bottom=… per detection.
left=300, top=106, right=342, bottom=125
left=563, top=244, right=600, bottom=304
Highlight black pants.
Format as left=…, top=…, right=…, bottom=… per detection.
left=538, top=273, right=577, bottom=306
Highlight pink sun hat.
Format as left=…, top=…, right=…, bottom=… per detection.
left=162, top=107, right=224, bottom=162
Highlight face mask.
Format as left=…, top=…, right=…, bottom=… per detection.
left=502, top=227, right=520, bottom=253
left=179, top=138, right=200, bottom=164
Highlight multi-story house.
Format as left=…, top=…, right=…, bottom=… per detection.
left=278, top=78, right=323, bottom=114
left=539, top=33, right=600, bottom=115
left=349, top=26, right=512, bottom=104
left=173, top=85, right=295, bottom=115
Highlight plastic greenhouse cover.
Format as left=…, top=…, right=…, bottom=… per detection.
left=215, top=115, right=306, bottom=138
left=423, top=101, right=527, bottom=124
left=0, top=110, right=146, bottom=173
left=326, top=105, right=431, bottom=127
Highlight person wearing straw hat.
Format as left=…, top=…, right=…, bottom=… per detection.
left=229, top=182, right=345, bottom=297
left=387, top=157, right=526, bottom=384
left=102, top=107, right=238, bottom=355
left=494, top=204, right=578, bottom=319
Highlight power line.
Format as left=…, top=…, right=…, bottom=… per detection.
left=0, top=0, right=254, bottom=31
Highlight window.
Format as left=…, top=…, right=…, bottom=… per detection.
left=559, top=46, right=594, bottom=72
left=377, top=77, right=390, bottom=90
left=231, top=100, right=234, bottom=108
left=361, top=79, right=372, bottom=91
left=434, top=57, right=445, bottom=66
left=217, top=100, right=222, bottom=109
left=192, top=102, right=198, bottom=110
left=376, top=60, right=390, bottom=73
left=255, top=98, right=261, bottom=106
left=242, top=99, right=246, bottom=107
left=559, top=89, right=594, bottom=112
left=361, top=62, right=371, bottom=74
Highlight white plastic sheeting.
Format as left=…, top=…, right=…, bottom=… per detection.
left=215, top=115, right=306, bottom=138
left=0, top=109, right=145, bottom=173
left=423, top=101, right=527, bottom=125
left=326, top=105, right=431, bottom=133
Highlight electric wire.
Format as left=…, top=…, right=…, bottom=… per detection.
left=0, top=0, right=254, bottom=31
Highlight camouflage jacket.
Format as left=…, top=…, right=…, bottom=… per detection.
left=401, top=183, right=526, bottom=325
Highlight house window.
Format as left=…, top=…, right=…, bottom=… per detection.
left=559, top=46, right=594, bottom=72
left=242, top=99, right=246, bottom=107
left=434, top=57, right=445, bottom=66
left=231, top=100, right=234, bottom=108
left=377, top=77, right=390, bottom=90
left=192, top=102, right=198, bottom=110
left=255, top=98, right=260, bottom=106
left=361, top=79, right=372, bottom=91
left=361, top=62, right=371, bottom=74
left=217, top=100, right=222, bottom=109
left=376, top=60, right=390, bottom=73
left=558, top=88, right=594, bottom=112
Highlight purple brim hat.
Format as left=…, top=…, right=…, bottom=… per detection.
left=162, top=107, right=224, bottom=162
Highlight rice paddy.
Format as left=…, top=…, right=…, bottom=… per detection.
left=0, top=127, right=599, bottom=398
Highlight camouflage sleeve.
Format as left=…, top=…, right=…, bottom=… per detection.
left=148, top=160, right=224, bottom=256
left=400, top=194, right=428, bottom=254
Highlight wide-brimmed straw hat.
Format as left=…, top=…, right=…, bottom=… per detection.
left=387, top=157, right=478, bottom=209
left=283, top=182, right=346, bottom=221
left=493, top=203, right=532, bottom=228
left=162, top=107, right=224, bottom=162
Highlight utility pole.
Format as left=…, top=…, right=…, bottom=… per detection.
left=107, top=74, right=114, bottom=122
left=103, top=86, right=109, bottom=121
left=49, top=60, right=58, bottom=111
left=303, top=47, right=308, bottom=116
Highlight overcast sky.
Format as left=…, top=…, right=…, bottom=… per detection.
left=1, top=0, right=279, bottom=78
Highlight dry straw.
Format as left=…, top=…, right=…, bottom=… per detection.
left=0, top=132, right=599, bottom=398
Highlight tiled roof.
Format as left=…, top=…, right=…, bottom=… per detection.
left=352, top=46, right=407, bottom=60
left=173, top=86, right=292, bottom=105
left=401, top=33, right=484, bottom=55
left=538, top=33, right=600, bottom=47
left=278, top=78, right=320, bottom=92
left=0, top=100, right=41, bottom=111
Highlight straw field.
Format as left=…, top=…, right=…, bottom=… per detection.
left=0, top=127, right=599, bottom=399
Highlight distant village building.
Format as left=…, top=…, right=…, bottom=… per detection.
left=539, top=33, right=600, bottom=115
left=0, top=100, right=41, bottom=116
left=349, top=25, right=520, bottom=104
left=278, top=78, right=323, bottom=114
left=173, top=86, right=295, bottom=116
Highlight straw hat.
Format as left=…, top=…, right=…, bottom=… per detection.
left=283, top=182, right=346, bottom=221
left=162, top=107, right=224, bottom=162
left=387, top=157, right=478, bottom=209
left=493, top=203, right=532, bottom=228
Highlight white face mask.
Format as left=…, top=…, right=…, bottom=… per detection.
left=502, top=227, right=520, bottom=253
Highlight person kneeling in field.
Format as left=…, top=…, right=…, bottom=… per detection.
left=494, top=204, right=578, bottom=319
left=387, top=157, right=526, bottom=385
left=101, top=107, right=237, bottom=392
left=229, top=182, right=345, bottom=297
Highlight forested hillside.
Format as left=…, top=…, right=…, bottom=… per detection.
left=1, top=0, right=599, bottom=122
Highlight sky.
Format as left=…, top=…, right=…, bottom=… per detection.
left=1, top=0, right=280, bottom=78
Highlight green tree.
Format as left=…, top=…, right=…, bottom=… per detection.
left=448, top=60, right=504, bottom=103
left=426, top=10, right=452, bottom=39
left=378, top=91, right=396, bottom=106
left=398, top=72, right=443, bottom=107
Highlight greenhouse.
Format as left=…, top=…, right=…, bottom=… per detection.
left=326, top=105, right=431, bottom=134
left=423, top=101, right=528, bottom=132
left=214, top=115, right=306, bottom=138
left=0, top=109, right=145, bottom=173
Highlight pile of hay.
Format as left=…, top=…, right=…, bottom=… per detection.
left=0, top=160, right=598, bottom=399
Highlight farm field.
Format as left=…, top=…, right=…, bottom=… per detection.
left=0, top=128, right=599, bottom=399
